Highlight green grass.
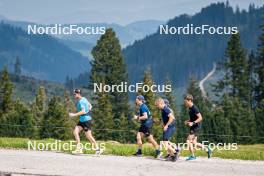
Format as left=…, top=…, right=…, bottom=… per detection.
left=0, top=137, right=263, bottom=161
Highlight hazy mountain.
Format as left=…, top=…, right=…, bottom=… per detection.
left=123, top=2, right=264, bottom=87
left=0, top=22, right=90, bottom=82
left=0, top=18, right=163, bottom=50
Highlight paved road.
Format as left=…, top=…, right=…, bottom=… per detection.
left=0, top=149, right=263, bottom=176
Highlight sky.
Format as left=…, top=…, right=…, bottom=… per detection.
left=0, top=0, right=263, bottom=25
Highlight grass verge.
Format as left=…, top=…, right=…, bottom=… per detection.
left=0, top=137, right=263, bottom=161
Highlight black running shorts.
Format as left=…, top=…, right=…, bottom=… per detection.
left=77, top=120, right=92, bottom=132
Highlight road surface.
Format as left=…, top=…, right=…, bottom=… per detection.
left=199, top=63, right=216, bottom=97
left=0, top=149, right=263, bottom=176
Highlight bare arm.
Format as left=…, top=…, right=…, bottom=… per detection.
left=69, top=108, right=86, bottom=117
left=164, top=113, right=175, bottom=127
left=87, top=100, right=92, bottom=111
left=194, top=113, right=203, bottom=123
left=137, top=112, right=148, bottom=120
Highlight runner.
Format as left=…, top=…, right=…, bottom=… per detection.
left=155, top=98, right=180, bottom=162
left=184, top=94, right=212, bottom=161
left=69, top=89, right=102, bottom=155
left=133, top=95, right=162, bottom=158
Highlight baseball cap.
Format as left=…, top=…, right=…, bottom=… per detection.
left=136, top=95, right=145, bottom=102
left=163, top=99, right=170, bottom=106
left=73, top=89, right=81, bottom=94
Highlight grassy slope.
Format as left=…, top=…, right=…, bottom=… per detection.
left=0, top=137, right=263, bottom=161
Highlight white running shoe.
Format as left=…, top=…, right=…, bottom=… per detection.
left=72, top=148, right=83, bottom=154
left=95, top=148, right=104, bottom=156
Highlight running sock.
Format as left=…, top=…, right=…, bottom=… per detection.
left=137, top=149, right=142, bottom=154
left=155, top=149, right=160, bottom=155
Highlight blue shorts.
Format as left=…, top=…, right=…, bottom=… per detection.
left=163, top=126, right=176, bottom=141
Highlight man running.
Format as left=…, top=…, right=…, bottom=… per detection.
left=69, top=89, right=102, bottom=155
left=184, top=94, right=212, bottom=161
left=133, top=95, right=162, bottom=158
left=155, top=98, right=180, bottom=162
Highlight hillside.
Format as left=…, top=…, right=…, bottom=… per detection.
left=123, top=2, right=264, bottom=87
left=1, top=19, right=163, bottom=50
left=9, top=74, right=65, bottom=102
left=6, top=73, right=93, bottom=103
left=0, top=23, right=90, bottom=82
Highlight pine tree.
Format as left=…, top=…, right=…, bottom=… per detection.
left=63, top=90, right=76, bottom=131
left=90, top=28, right=130, bottom=141
left=31, top=86, right=47, bottom=134
left=0, top=67, right=13, bottom=114
left=256, top=22, right=264, bottom=102
left=40, top=96, right=71, bottom=140
left=220, top=95, right=256, bottom=143
left=248, top=51, right=257, bottom=108
left=36, top=86, right=46, bottom=112
left=164, top=77, right=177, bottom=113
left=209, top=103, right=232, bottom=143
left=214, top=33, right=250, bottom=103
left=93, top=86, right=114, bottom=140
left=3, top=100, right=35, bottom=138
left=255, top=99, right=264, bottom=143
left=212, top=33, right=257, bottom=143
left=14, top=56, right=21, bottom=76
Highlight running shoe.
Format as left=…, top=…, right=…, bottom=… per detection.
left=133, top=150, right=142, bottom=157
left=175, top=148, right=181, bottom=160
left=165, top=155, right=172, bottom=161
left=171, top=155, right=177, bottom=162
left=72, top=148, right=83, bottom=154
left=186, top=155, right=196, bottom=161
left=95, top=148, right=104, bottom=156
left=164, top=154, right=170, bottom=160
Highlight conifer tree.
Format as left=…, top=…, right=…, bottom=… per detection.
left=256, top=23, right=264, bottom=102
left=14, top=56, right=21, bottom=76
left=4, top=100, right=35, bottom=138
left=90, top=28, right=130, bottom=141
left=40, top=96, right=71, bottom=140
left=93, top=85, right=114, bottom=140
left=0, top=67, right=13, bottom=114
left=255, top=99, right=264, bottom=143
left=214, top=33, right=250, bottom=103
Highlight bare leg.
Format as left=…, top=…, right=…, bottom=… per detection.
left=193, top=137, right=208, bottom=151
left=85, top=130, right=98, bottom=150
left=73, top=126, right=83, bottom=148
left=162, top=141, right=175, bottom=155
left=187, top=134, right=195, bottom=156
left=136, top=132, right=144, bottom=149
left=147, top=135, right=159, bottom=150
